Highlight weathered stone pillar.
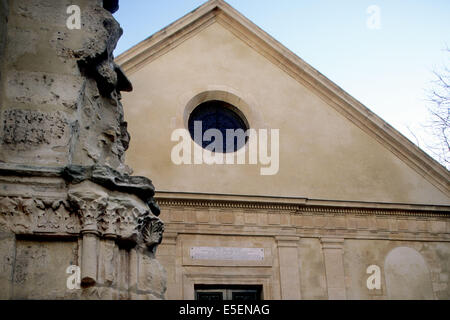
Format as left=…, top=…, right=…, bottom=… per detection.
left=0, top=0, right=166, bottom=299
left=157, top=232, right=179, bottom=299
left=69, top=182, right=107, bottom=286
left=276, top=236, right=302, bottom=299
left=81, top=233, right=99, bottom=285
left=321, top=238, right=347, bottom=300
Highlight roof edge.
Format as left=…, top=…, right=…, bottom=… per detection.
left=115, top=0, right=450, bottom=198
left=116, top=0, right=222, bottom=64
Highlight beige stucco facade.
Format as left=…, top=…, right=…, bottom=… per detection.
left=116, top=0, right=450, bottom=300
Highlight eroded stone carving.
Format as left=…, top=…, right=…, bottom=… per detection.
left=66, top=180, right=164, bottom=291
left=1, top=110, right=68, bottom=147
left=74, top=4, right=132, bottom=98
left=68, top=184, right=108, bottom=234
left=0, top=197, right=35, bottom=233
left=63, top=165, right=160, bottom=216
left=0, top=196, right=80, bottom=234
left=138, top=215, right=165, bottom=254
left=0, top=0, right=165, bottom=299
left=66, top=180, right=163, bottom=243
left=35, top=199, right=72, bottom=232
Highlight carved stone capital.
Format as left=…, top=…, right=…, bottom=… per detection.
left=66, top=180, right=164, bottom=248
left=101, top=201, right=121, bottom=238
left=68, top=181, right=108, bottom=234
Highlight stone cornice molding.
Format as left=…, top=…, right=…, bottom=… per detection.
left=320, top=238, right=345, bottom=250
left=276, top=236, right=300, bottom=247
left=116, top=0, right=450, bottom=197
left=155, top=192, right=450, bottom=218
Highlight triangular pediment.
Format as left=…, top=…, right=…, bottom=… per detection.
left=116, top=0, right=449, bottom=206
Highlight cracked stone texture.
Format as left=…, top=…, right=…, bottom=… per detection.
left=0, top=0, right=132, bottom=173
left=0, top=0, right=166, bottom=300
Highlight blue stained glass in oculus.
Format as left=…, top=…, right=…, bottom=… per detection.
left=188, top=100, right=249, bottom=153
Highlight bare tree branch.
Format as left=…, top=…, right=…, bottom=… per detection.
left=422, top=48, right=450, bottom=169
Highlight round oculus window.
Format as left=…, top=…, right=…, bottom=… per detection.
left=188, top=100, right=249, bottom=153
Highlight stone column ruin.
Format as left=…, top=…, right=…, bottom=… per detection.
left=0, top=0, right=166, bottom=299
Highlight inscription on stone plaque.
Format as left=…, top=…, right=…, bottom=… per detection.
left=190, top=247, right=264, bottom=261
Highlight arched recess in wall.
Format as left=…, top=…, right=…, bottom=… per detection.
left=384, top=246, right=434, bottom=300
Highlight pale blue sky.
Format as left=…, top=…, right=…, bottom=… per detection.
left=113, top=0, right=450, bottom=163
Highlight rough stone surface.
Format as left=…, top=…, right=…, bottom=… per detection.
left=0, top=0, right=166, bottom=299
left=63, top=165, right=161, bottom=216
